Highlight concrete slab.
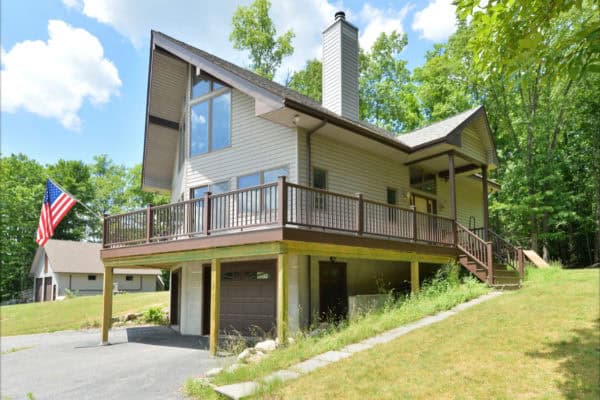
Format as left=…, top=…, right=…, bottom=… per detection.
left=340, top=342, right=375, bottom=353
left=315, top=350, right=352, bottom=363
left=214, top=381, right=260, bottom=400
left=290, top=357, right=331, bottom=374
left=263, top=370, right=301, bottom=384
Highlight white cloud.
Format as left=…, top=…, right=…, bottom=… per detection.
left=358, top=3, right=411, bottom=50
left=61, top=0, right=338, bottom=81
left=412, top=0, right=457, bottom=41
left=1, top=20, right=121, bottom=130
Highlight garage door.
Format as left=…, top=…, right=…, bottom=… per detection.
left=220, top=260, right=276, bottom=336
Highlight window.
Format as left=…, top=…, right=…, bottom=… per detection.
left=237, top=167, right=288, bottom=212
left=410, top=194, right=437, bottom=214
left=88, top=275, right=96, bottom=281
left=313, top=168, right=327, bottom=209
left=189, top=75, right=231, bottom=156
left=238, top=173, right=261, bottom=189
left=387, top=188, right=397, bottom=222
left=410, top=167, right=436, bottom=194
left=125, top=275, right=133, bottom=281
left=190, top=181, right=230, bottom=199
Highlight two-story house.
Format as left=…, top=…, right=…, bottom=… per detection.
left=99, top=11, right=523, bottom=354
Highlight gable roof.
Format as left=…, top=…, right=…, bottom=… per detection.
left=144, top=31, right=498, bottom=189
left=30, top=240, right=160, bottom=275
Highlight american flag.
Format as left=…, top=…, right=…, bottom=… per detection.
left=36, top=179, right=77, bottom=247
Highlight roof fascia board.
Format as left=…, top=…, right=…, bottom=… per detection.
left=153, top=33, right=284, bottom=111
left=141, top=33, right=156, bottom=193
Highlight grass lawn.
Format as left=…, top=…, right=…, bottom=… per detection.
left=0, top=291, right=169, bottom=336
left=269, top=268, right=600, bottom=399
left=186, top=269, right=491, bottom=398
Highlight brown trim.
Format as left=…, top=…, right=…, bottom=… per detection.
left=482, top=166, right=489, bottom=236
left=149, top=115, right=180, bottom=131
left=404, top=150, right=451, bottom=166
left=438, top=164, right=480, bottom=179
left=101, top=228, right=284, bottom=259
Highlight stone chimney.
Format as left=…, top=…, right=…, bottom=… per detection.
left=322, top=11, right=359, bottom=121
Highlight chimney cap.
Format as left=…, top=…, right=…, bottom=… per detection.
left=334, top=11, right=346, bottom=21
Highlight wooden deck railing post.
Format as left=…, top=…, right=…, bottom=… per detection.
left=411, top=206, right=417, bottom=241
left=355, top=193, right=364, bottom=235
left=486, top=241, right=494, bottom=285
left=203, top=192, right=212, bottom=236
left=278, top=176, right=288, bottom=226
left=517, top=247, right=525, bottom=280
left=102, top=213, right=108, bottom=248
left=145, top=204, right=153, bottom=243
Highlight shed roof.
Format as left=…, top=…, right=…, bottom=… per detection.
left=31, top=240, right=161, bottom=275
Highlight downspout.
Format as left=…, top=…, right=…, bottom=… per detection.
left=304, top=120, right=326, bottom=327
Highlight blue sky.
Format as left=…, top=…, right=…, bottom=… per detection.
left=1, top=0, right=457, bottom=167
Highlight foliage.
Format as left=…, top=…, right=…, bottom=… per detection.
left=229, top=0, right=294, bottom=80
left=288, top=59, right=322, bottom=102
left=1, top=291, right=168, bottom=336
left=64, top=288, right=79, bottom=299
left=193, top=275, right=488, bottom=394
left=0, top=154, right=168, bottom=301
left=359, top=31, right=422, bottom=132
left=143, top=306, right=167, bottom=325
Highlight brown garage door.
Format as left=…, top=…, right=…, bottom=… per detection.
left=220, top=260, right=276, bottom=336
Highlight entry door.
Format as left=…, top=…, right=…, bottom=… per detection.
left=412, top=194, right=436, bottom=214
left=44, top=277, right=53, bottom=301
left=35, top=278, right=43, bottom=302
left=319, top=262, right=348, bottom=322
left=170, top=270, right=181, bottom=325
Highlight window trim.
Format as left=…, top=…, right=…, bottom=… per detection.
left=236, top=165, right=290, bottom=189
left=189, top=180, right=231, bottom=199
left=189, top=71, right=232, bottom=158
left=312, top=167, right=328, bottom=189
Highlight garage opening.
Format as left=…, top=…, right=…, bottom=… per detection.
left=203, top=259, right=276, bottom=336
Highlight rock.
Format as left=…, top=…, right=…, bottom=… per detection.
left=125, top=313, right=137, bottom=321
left=225, top=363, right=242, bottom=373
left=111, top=317, right=120, bottom=323
left=254, top=339, right=277, bottom=352
left=237, top=348, right=256, bottom=362
left=246, top=350, right=266, bottom=364
left=205, top=367, right=222, bottom=377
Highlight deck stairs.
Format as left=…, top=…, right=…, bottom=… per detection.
left=456, top=224, right=523, bottom=289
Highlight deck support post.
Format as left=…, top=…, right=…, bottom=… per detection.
left=277, top=253, right=289, bottom=344
left=101, top=266, right=113, bottom=345
left=482, top=166, right=489, bottom=240
left=486, top=242, right=494, bottom=285
left=411, top=259, right=420, bottom=293
left=278, top=176, right=288, bottom=226
left=517, top=247, right=525, bottom=280
left=209, top=258, right=221, bottom=356
left=448, top=153, right=457, bottom=244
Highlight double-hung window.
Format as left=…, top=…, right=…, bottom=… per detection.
left=189, top=74, right=231, bottom=157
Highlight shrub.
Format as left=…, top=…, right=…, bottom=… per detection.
left=143, top=306, right=167, bottom=325
left=64, top=288, right=79, bottom=299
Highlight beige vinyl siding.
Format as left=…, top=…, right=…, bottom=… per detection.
left=437, top=175, right=484, bottom=227
left=460, top=127, right=487, bottom=164
left=309, top=134, right=411, bottom=206
left=297, top=129, right=308, bottom=185
left=182, top=89, right=298, bottom=197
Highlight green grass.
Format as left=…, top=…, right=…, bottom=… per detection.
left=1, top=346, right=34, bottom=355
left=185, top=270, right=490, bottom=399
left=0, top=291, right=169, bottom=336
left=268, top=267, right=600, bottom=399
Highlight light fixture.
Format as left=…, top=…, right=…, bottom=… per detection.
left=292, top=115, right=300, bottom=126
left=329, top=256, right=336, bottom=264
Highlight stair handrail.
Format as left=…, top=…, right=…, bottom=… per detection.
left=485, top=228, right=524, bottom=279
left=455, top=223, right=493, bottom=282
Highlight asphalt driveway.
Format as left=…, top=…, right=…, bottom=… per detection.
left=1, top=326, right=228, bottom=400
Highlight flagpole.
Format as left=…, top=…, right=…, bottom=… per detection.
left=46, top=177, right=104, bottom=220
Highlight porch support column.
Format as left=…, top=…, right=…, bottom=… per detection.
left=448, top=152, right=457, bottom=221
left=411, top=259, right=420, bottom=293
left=277, top=253, right=289, bottom=344
left=101, top=266, right=113, bottom=345
left=209, top=258, right=221, bottom=356
left=481, top=165, right=489, bottom=240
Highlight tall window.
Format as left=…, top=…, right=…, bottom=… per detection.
left=313, top=168, right=327, bottom=209
left=387, top=187, right=397, bottom=222
left=409, top=167, right=436, bottom=194
left=190, top=75, right=231, bottom=156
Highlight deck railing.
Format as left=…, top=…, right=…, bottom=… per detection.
left=103, top=177, right=459, bottom=249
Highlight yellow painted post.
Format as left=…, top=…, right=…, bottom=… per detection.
left=101, top=266, right=113, bottom=344
left=410, top=259, right=420, bottom=294
left=277, top=253, right=289, bottom=344
left=209, top=258, right=221, bottom=356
